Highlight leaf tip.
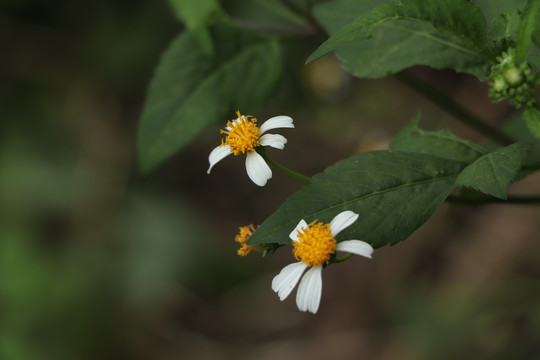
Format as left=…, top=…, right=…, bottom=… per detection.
left=306, top=44, right=333, bottom=64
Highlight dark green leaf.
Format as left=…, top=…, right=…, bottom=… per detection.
left=390, top=114, right=486, bottom=162
left=530, top=55, right=540, bottom=71
left=473, top=0, right=527, bottom=24
left=248, top=151, right=468, bottom=248
left=343, top=22, right=490, bottom=79
left=488, top=11, right=521, bottom=53
left=307, top=0, right=490, bottom=65
left=168, top=0, right=221, bottom=28
left=137, top=26, right=282, bottom=172
left=488, top=111, right=540, bottom=181
left=221, top=0, right=307, bottom=28
left=533, top=10, right=540, bottom=50
left=455, top=142, right=531, bottom=199
left=524, top=105, right=540, bottom=139
left=516, top=0, right=540, bottom=61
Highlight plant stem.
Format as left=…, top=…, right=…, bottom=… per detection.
left=394, top=70, right=515, bottom=145
left=259, top=152, right=311, bottom=182
left=333, top=253, right=353, bottom=263
left=447, top=195, right=540, bottom=205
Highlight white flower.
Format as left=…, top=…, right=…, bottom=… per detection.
left=207, top=111, right=294, bottom=186
left=271, top=211, right=373, bottom=314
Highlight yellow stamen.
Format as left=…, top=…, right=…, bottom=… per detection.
left=235, top=224, right=256, bottom=256
left=293, top=221, right=336, bottom=267
left=221, top=111, right=261, bottom=155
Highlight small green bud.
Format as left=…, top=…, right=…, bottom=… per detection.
left=503, top=68, right=522, bottom=85
left=488, top=48, right=537, bottom=108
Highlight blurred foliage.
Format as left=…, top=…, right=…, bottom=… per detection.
left=388, top=281, right=540, bottom=360
left=2, top=0, right=540, bottom=359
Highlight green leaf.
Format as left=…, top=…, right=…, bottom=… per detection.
left=307, top=0, right=490, bottom=66
left=168, top=0, right=221, bottom=28
left=488, top=111, right=540, bottom=181
left=473, top=0, right=527, bottom=24
left=137, top=25, right=282, bottom=172
left=488, top=11, right=521, bottom=53
left=248, top=151, right=468, bottom=248
left=221, top=0, right=308, bottom=28
left=524, top=105, right=540, bottom=139
left=390, top=114, right=486, bottom=162
left=530, top=55, right=540, bottom=71
left=533, top=11, right=540, bottom=50
left=455, top=142, right=531, bottom=199
left=516, top=0, right=540, bottom=61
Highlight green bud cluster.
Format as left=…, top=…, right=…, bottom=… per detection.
left=488, top=48, right=537, bottom=108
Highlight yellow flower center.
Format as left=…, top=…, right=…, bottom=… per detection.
left=293, top=221, right=336, bottom=267
left=235, top=224, right=256, bottom=256
left=221, top=111, right=261, bottom=155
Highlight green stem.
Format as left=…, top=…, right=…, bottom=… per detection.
left=447, top=195, right=540, bottom=205
left=259, top=152, right=311, bottom=182
left=394, top=71, right=516, bottom=146
left=333, top=253, right=353, bottom=263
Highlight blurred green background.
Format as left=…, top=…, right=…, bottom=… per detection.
left=2, top=1, right=540, bottom=359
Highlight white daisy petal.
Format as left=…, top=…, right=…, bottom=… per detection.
left=296, top=266, right=323, bottom=314
left=225, top=118, right=242, bottom=131
left=245, top=151, right=272, bottom=186
left=259, top=134, right=288, bottom=149
left=272, top=262, right=308, bottom=301
left=207, top=145, right=232, bottom=174
left=330, top=211, right=359, bottom=237
left=259, top=116, right=294, bottom=134
left=289, top=219, right=308, bottom=242
left=336, top=240, right=374, bottom=259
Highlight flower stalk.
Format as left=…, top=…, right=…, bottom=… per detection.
left=258, top=149, right=311, bottom=182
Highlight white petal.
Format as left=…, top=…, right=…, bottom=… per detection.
left=335, top=240, right=373, bottom=259
left=296, top=266, right=323, bottom=314
left=259, top=134, right=287, bottom=149
left=259, top=116, right=294, bottom=134
left=245, top=151, right=272, bottom=186
left=271, top=262, right=308, bottom=301
left=289, top=219, right=308, bottom=242
left=330, top=211, right=359, bottom=237
left=207, top=145, right=232, bottom=174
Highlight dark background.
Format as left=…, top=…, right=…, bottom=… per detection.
left=2, top=1, right=540, bottom=359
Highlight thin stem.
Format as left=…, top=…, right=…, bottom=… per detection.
left=259, top=152, right=311, bottom=182
left=394, top=70, right=516, bottom=146
left=447, top=195, right=540, bottom=205
left=332, top=253, right=353, bottom=263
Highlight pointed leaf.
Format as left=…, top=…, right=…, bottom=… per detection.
left=248, top=151, right=469, bottom=248
left=307, top=0, right=490, bottom=65
left=168, top=0, right=221, bottom=28
left=488, top=11, right=521, bottom=54
left=390, top=115, right=486, bottom=162
left=474, top=0, right=527, bottom=24
left=455, top=142, right=531, bottom=199
left=137, top=26, right=282, bottom=172
left=524, top=105, right=540, bottom=139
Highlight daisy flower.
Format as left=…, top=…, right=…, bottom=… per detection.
left=207, top=111, right=294, bottom=186
left=271, top=211, right=373, bottom=314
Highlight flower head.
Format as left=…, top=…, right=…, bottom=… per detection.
left=207, top=111, right=294, bottom=186
left=271, top=211, right=373, bottom=314
left=489, top=48, right=537, bottom=108
left=235, top=224, right=256, bottom=256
